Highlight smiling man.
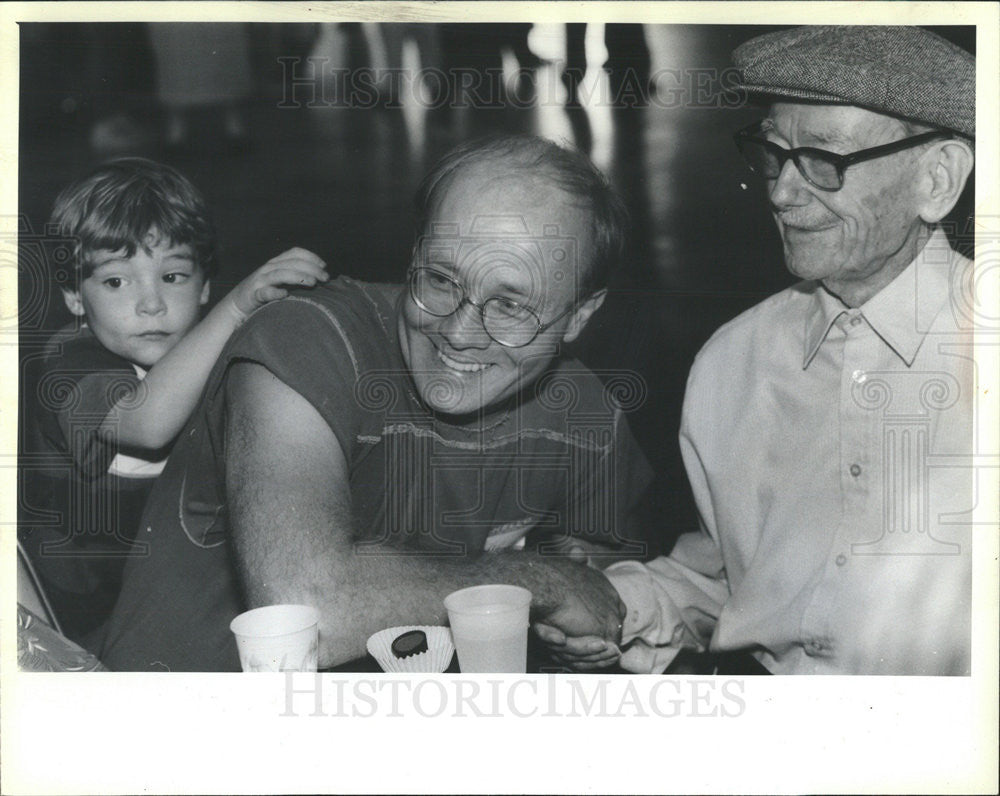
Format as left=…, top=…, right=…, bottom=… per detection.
left=399, top=157, right=606, bottom=417
left=537, top=26, right=979, bottom=675
left=99, top=135, right=651, bottom=671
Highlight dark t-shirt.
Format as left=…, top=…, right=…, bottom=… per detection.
left=19, top=325, right=160, bottom=647
left=101, top=277, right=654, bottom=671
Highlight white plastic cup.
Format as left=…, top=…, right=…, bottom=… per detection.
left=443, top=585, right=532, bottom=673
left=229, top=604, right=320, bottom=672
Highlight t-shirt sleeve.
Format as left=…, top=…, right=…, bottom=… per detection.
left=34, top=340, right=140, bottom=479
left=214, top=293, right=387, bottom=460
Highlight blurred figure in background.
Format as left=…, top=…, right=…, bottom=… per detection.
left=373, top=23, right=443, bottom=107
left=147, top=23, right=254, bottom=149
left=19, top=23, right=156, bottom=156
left=563, top=23, right=651, bottom=108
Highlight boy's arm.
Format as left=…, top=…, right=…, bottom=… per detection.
left=100, top=248, right=327, bottom=452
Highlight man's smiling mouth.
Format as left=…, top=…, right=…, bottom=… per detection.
left=776, top=214, right=838, bottom=232
left=436, top=348, right=491, bottom=373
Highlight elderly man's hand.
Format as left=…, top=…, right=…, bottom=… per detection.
left=531, top=560, right=624, bottom=649
left=534, top=626, right=623, bottom=671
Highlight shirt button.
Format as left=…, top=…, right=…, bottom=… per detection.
left=836, top=554, right=847, bottom=566
left=852, top=369, right=866, bottom=384
left=849, top=464, right=862, bottom=477
left=849, top=316, right=863, bottom=327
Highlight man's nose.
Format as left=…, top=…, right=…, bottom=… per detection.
left=136, top=284, right=167, bottom=315
left=768, top=158, right=810, bottom=209
left=438, top=299, right=492, bottom=350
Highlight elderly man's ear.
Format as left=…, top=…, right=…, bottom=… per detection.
left=916, top=138, right=974, bottom=224
left=562, top=288, right=607, bottom=343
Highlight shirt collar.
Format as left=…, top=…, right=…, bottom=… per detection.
left=802, top=228, right=955, bottom=369
left=802, top=286, right=848, bottom=368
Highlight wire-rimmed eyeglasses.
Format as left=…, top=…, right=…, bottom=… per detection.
left=407, top=267, right=575, bottom=348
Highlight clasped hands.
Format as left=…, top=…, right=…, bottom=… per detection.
left=531, top=540, right=627, bottom=671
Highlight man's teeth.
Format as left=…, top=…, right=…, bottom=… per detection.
left=437, top=348, right=490, bottom=372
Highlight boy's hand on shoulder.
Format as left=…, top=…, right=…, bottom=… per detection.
left=227, top=248, right=329, bottom=321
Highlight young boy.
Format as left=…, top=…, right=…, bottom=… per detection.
left=20, top=158, right=328, bottom=648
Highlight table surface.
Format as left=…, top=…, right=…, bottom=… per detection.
left=327, top=639, right=771, bottom=675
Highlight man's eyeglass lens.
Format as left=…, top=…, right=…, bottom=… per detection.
left=409, top=268, right=542, bottom=347
left=735, top=125, right=951, bottom=192
left=737, top=138, right=843, bottom=190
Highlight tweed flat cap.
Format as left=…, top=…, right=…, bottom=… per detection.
left=732, top=26, right=975, bottom=138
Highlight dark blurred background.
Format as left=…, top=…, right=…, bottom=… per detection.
left=18, top=23, right=976, bottom=556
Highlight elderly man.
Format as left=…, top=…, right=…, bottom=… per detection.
left=538, top=26, right=977, bottom=675
left=100, top=134, right=650, bottom=671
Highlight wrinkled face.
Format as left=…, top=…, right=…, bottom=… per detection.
left=399, top=167, right=595, bottom=417
left=65, top=232, right=209, bottom=369
left=765, top=103, right=924, bottom=299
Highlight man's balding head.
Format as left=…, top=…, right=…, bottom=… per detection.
left=415, top=134, right=629, bottom=298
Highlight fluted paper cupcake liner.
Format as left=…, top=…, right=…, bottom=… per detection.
left=366, top=625, right=455, bottom=673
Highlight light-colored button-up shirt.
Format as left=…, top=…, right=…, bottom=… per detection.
left=608, top=229, right=978, bottom=674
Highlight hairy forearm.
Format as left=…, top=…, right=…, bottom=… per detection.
left=230, top=478, right=588, bottom=667
left=225, top=361, right=620, bottom=669
left=224, top=361, right=460, bottom=667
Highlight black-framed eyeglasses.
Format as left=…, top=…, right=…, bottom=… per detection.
left=734, top=120, right=953, bottom=192
left=407, top=267, right=576, bottom=348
